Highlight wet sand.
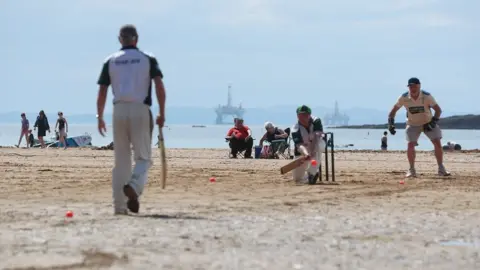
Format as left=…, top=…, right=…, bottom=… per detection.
left=0, top=148, right=479, bottom=270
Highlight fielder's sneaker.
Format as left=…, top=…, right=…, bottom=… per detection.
left=406, top=168, right=417, bottom=178
left=123, top=185, right=139, bottom=213
left=438, top=166, right=451, bottom=176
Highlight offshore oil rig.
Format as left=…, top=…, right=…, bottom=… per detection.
left=324, top=101, right=350, bottom=126
left=215, top=84, right=245, bottom=125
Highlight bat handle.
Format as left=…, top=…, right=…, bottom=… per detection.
left=158, top=127, right=163, bottom=140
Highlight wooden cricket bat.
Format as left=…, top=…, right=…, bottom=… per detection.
left=280, top=156, right=306, bottom=174
left=158, top=128, right=167, bottom=189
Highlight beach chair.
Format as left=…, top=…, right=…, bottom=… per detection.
left=265, top=127, right=293, bottom=159
left=225, top=138, right=255, bottom=158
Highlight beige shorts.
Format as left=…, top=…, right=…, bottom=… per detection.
left=405, top=124, right=442, bottom=142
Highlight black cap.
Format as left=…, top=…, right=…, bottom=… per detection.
left=407, top=77, right=421, bottom=85
left=119, top=24, right=138, bottom=41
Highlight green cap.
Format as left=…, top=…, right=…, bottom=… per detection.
left=296, top=105, right=311, bottom=114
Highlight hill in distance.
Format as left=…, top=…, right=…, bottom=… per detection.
left=337, top=114, right=480, bottom=130
left=0, top=106, right=477, bottom=127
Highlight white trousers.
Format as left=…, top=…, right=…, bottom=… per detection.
left=112, top=102, right=153, bottom=212
left=292, top=140, right=325, bottom=181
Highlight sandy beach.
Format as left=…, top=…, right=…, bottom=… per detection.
left=0, top=147, right=479, bottom=270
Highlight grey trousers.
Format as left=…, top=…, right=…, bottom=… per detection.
left=112, top=102, right=153, bottom=213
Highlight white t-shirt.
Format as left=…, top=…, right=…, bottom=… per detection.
left=395, top=90, right=437, bottom=126
left=97, top=46, right=163, bottom=106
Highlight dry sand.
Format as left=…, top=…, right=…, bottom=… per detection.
left=0, top=147, right=479, bottom=270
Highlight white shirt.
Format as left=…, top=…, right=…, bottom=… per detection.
left=395, top=90, right=437, bottom=126
left=97, top=46, right=163, bottom=106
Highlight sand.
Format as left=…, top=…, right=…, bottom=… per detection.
left=0, top=147, right=479, bottom=270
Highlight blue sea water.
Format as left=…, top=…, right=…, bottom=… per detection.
left=1, top=124, right=479, bottom=150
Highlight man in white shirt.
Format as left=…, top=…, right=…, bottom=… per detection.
left=96, top=24, right=166, bottom=215
left=388, top=77, right=450, bottom=178
left=291, top=105, right=325, bottom=184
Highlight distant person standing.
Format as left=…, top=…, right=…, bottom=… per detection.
left=34, top=110, right=50, bottom=148
left=381, top=131, right=388, bottom=151
left=55, top=112, right=69, bottom=149
left=96, top=24, right=166, bottom=215
left=388, top=77, right=450, bottom=178
left=16, top=113, right=30, bottom=148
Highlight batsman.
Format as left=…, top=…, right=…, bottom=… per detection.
left=388, top=77, right=450, bottom=178
left=291, top=105, right=325, bottom=184
left=96, top=25, right=166, bottom=215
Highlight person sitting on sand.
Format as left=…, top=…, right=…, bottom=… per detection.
left=381, top=131, right=388, bottom=151
left=259, top=122, right=288, bottom=158
left=16, top=113, right=30, bottom=148
left=225, top=117, right=253, bottom=158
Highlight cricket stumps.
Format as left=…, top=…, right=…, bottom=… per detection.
left=317, top=132, right=335, bottom=183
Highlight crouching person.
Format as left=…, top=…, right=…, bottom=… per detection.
left=225, top=117, right=254, bottom=158
left=291, top=105, right=325, bottom=184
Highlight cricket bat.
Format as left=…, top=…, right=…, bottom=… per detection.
left=158, top=128, right=167, bottom=189
left=280, top=156, right=306, bottom=174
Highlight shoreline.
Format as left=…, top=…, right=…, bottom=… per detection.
left=1, top=145, right=480, bottom=153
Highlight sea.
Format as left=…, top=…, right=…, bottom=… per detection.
left=1, top=124, right=479, bottom=151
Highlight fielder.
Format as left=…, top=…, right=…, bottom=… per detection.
left=96, top=24, right=166, bottom=215
left=291, top=105, right=325, bottom=184
left=388, top=77, right=450, bottom=178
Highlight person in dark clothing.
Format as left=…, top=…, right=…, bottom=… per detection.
left=259, top=122, right=289, bottom=158
left=381, top=131, right=388, bottom=151
left=225, top=118, right=254, bottom=158
left=28, top=130, right=35, bottom=147
left=55, top=112, right=69, bottom=149
left=34, top=110, right=50, bottom=148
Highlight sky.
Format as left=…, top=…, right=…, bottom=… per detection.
left=2, top=0, right=479, bottom=115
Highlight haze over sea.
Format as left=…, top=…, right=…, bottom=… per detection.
left=3, top=1, right=479, bottom=151
left=1, top=124, right=479, bottom=151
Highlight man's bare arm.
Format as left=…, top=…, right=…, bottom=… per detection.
left=153, top=76, right=166, bottom=118
left=96, top=85, right=108, bottom=119
left=388, top=105, right=401, bottom=119
left=431, top=104, right=442, bottom=119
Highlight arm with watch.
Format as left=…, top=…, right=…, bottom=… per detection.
left=96, top=85, right=109, bottom=137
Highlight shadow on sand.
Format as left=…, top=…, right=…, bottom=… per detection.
left=133, top=213, right=207, bottom=220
